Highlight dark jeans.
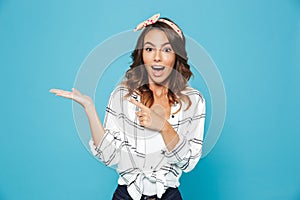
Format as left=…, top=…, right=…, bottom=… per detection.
left=112, top=184, right=183, bottom=200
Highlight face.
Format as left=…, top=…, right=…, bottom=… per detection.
left=142, top=29, right=176, bottom=85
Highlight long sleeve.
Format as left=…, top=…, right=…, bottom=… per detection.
left=164, top=93, right=206, bottom=172
left=89, top=87, right=125, bottom=167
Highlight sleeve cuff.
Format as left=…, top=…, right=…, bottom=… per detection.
left=164, top=135, right=190, bottom=164
left=88, top=129, right=119, bottom=156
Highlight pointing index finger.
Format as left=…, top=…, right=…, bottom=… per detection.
left=128, top=98, right=148, bottom=110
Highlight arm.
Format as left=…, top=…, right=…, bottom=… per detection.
left=160, top=121, right=180, bottom=151
left=50, top=88, right=105, bottom=146
left=165, top=96, right=206, bottom=172
left=84, top=104, right=105, bottom=147
left=128, top=98, right=179, bottom=151
left=128, top=95, right=205, bottom=157
left=89, top=90, right=124, bottom=166
left=50, top=87, right=122, bottom=166
left=128, top=93, right=205, bottom=171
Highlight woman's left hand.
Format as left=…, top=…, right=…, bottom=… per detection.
left=129, top=98, right=166, bottom=131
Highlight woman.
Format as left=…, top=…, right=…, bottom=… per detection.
left=50, top=13, right=206, bottom=200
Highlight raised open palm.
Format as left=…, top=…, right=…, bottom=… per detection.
left=49, top=88, right=93, bottom=109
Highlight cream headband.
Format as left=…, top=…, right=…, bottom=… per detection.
left=134, top=13, right=183, bottom=39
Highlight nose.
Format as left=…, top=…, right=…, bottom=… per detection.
left=154, top=49, right=162, bottom=62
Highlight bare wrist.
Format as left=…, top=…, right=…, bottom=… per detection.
left=84, top=102, right=95, bottom=111
left=160, top=120, right=170, bottom=134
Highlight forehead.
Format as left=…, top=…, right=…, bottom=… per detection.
left=143, top=29, right=170, bottom=45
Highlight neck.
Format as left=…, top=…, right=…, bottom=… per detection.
left=149, top=83, right=168, bottom=97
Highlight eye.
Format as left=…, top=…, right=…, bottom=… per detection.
left=144, top=47, right=153, bottom=52
left=162, top=47, right=173, bottom=53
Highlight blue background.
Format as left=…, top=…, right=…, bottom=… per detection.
left=0, top=0, right=299, bottom=199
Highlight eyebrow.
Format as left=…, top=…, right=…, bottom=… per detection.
left=143, top=41, right=171, bottom=47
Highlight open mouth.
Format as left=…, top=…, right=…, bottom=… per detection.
left=150, top=65, right=165, bottom=77
left=151, top=66, right=165, bottom=71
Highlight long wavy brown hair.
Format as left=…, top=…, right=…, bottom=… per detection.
left=123, top=18, right=193, bottom=112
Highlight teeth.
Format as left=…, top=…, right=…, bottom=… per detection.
left=151, top=66, right=165, bottom=70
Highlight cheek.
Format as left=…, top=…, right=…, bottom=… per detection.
left=164, top=55, right=175, bottom=67
left=142, top=52, right=151, bottom=65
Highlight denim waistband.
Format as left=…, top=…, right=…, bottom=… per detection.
left=141, top=194, right=158, bottom=200
left=113, top=184, right=182, bottom=200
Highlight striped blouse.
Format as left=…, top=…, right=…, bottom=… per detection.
left=89, top=84, right=206, bottom=200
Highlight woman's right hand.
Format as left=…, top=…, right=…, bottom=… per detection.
left=49, top=88, right=94, bottom=109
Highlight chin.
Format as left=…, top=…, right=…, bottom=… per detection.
left=149, top=77, right=170, bottom=86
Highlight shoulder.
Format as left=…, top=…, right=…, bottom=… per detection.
left=181, top=86, right=205, bottom=104
left=110, top=84, right=129, bottom=97
left=109, top=84, right=140, bottom=101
